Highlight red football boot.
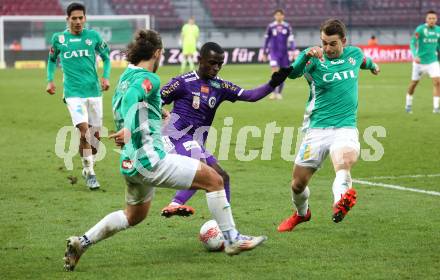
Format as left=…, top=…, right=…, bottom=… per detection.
left=277, top=209, right=311, bottom=232
left=161, top=204, right=195, bottom=218
left=332, top=188, right=357, bottom=223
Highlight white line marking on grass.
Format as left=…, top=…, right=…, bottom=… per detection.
left=356, top=174, right=440, bottom=180
left=353, top=179, right=440, bottom=196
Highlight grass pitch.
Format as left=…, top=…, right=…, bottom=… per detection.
left=0, top=63, right=439, bottom=279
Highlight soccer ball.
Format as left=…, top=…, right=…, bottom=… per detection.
left=199, top=220, right=225, bottom=251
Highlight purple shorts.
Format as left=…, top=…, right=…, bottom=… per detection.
left=163, top=134, right=218, bottom=166
left=269, top=53, right=290, bottom=68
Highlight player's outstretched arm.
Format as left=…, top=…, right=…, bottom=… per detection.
left=236, top=67, right=292, bottom=102
left=288, top=46, right=321, bottom=79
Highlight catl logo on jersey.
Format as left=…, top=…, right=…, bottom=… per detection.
left=63, top=49, right=91, bottom=59
left=323, top=70, right=356, bottom=82
left=58, top=35, right=65, bottom=44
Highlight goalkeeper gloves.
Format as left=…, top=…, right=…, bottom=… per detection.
left=269, top=67, right=293, bottom=88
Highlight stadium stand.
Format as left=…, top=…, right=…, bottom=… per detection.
left=0, top=0, right=63, bottom=15
left=108, top=0, right=182, bottom=29
left=202, top=0, right=440, bottom=28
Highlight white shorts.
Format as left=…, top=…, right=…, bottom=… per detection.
left=65, top=97, right=103, bottom=127
left=411, top=61, right=440, bottom=81
left=124, top=153, right=200, bottom=205
left=294, top=128, right=360, bottom=169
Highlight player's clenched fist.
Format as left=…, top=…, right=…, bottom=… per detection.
left=46, top=82, right=56, bottom=95
left=306, top=47, right=323, bottom=59
left=101, top=78, right=110, bottom=91
left=269, top=66, right=293, bottom=88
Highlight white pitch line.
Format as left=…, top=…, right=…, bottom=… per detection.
left=356, top=174, right=440, bottom=180
left=353, top=179, right=440, bottom=196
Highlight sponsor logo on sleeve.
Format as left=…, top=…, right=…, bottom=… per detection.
left=122, top=160, right=133, bottom=170
left=142, top=79, right=153, bottom=93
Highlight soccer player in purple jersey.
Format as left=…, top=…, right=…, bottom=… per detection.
left=160, top=42, right=292, bottom=217
left=262, top=9, right=296, bottom=100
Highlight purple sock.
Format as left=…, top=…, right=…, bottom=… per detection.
left=278, top=82, right=284, bottom=94
left=172, top=189, right=196, bottom=205
left=171, top=180, right=231, bottom=204
left=224, top=178, right=231, bottom=203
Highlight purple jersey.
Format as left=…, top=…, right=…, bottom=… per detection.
left=264, top=21, right=295, bottom=59
left=161, top=71, right=244, bottom=143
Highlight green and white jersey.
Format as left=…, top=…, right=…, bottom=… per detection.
left=410, top=24, right=440, bottom=65
left=112, top=65, right=166, bottom=176
left=47, top=29, right=110, bottom=98
left=289, top=46, right=376, bottom=130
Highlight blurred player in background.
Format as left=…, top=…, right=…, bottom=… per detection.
left=46, top=2, right=110, bottom=190
left=262, top=9, right=296, bottom=100
left=405, top=10, right=440, bottom=114
left=160, top=42, right=292, bottom=217
left=277, top=19, right=380, bottom=232
left=180, top=16, right=200, bottom=73
left=63, top=32, right=267, bottom=271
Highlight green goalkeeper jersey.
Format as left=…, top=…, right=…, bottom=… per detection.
left=112, top=65, right=166, bottom=176
left=289, top=46, right=376, bottom=130
left=410, top=24, right=440, bottom=65
left=47, top=29, right=111, bottom=98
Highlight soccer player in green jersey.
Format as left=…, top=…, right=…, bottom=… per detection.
left=405, top=10, right=440, bottom=114
left=63, top=30, right=267, bottom=271
left=46, top=2, right=111, bottom=189
left=277, top=19, right=380, bottom=232
left=180, top=16, right=200, bottom=73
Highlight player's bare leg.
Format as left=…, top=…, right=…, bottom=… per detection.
left=432, top=77, right=440, bottom=113
left=330, top=147, right=359, bottom=223
left=406, top=80, right=419, bottom=113
left=278, top=165, right=314, bottom=232
left=77, top=122, right=99, bottom=190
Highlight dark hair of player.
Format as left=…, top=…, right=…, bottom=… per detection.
left=126, top=29, right=163, bottom=65
left=320, top=18, right=346, bottom=39
left=66, top=2, right=86, bottom=17
left=426, top=10, right=437, bottom=15
left=274, top=9, right=284, bottom=15
left=200, top=42, right=224, bottom=58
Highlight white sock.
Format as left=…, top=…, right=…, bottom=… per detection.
left=332, top=170, right=352, bottom=204
left=406, top=94, right=413, bottom=107
left=433, top=96, right=440, bottom=110
left=83, top=210, right=129, bottom=246
left=292, top=186, right=310, bottom=216
left=169, top=202, right=181, bottom=206
left=81, top=155, right=95, bottom=175
left=206, top=190, right=238, bottom=243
